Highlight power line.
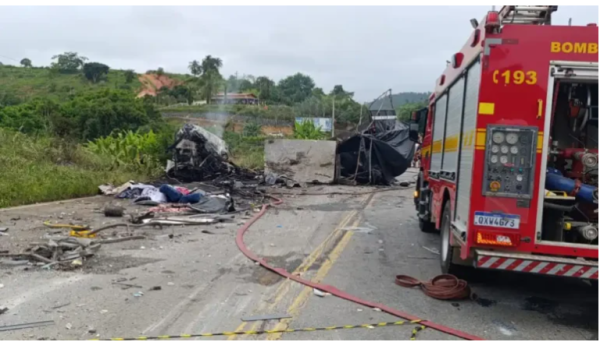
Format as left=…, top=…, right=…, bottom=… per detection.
left=0, top=54, right=19, bottom=63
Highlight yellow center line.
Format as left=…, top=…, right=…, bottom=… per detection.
left=266, top=217, right=361, bottom=340
left=265, top=192, right=378, bottom=340
left=228, top=196, right=369, bottom=340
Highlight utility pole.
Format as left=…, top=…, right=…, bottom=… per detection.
left=357, top=103, right=363, bottom=132
left=331, top=98, right=335, bottom=138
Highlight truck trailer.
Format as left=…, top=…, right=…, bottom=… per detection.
left=412, top=5, right=598, bottom=279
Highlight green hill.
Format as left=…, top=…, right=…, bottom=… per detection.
left=0, top=64, right=144, bottom=105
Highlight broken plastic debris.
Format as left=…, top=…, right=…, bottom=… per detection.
left=422, top=246, right=440, bottom=255
left=65, top=323, right=72, bottom=330
left=373, top=307, right=382, bottom=312
left=133, top=291, right=144, bottom=297
left=341, top=227, right=373, bottom=233
left=167, top=282, right=175, bottom=286
left=313, top=289, right=326, bottom=297
left=100, top=310, right=108, bottom=314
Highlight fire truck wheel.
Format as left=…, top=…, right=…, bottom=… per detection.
left=440, top=201, right=469, bottom=276
left=414, top=172, right=423, bottom=210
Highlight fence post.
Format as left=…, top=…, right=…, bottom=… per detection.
left=331, top=98, right=335, bottom=138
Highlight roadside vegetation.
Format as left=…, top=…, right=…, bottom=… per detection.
left=0, top=130, right=137, bottom=208
left=0, top=50, right=428, bottom=208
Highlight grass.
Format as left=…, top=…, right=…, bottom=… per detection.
left=0, top=65, right=142, bottom=103
left=0, top=129, right=149, bottom=208
left=223, top=132, right=265, bottom=170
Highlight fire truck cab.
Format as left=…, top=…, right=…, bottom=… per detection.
left=413, top=6, right=599, bottom=279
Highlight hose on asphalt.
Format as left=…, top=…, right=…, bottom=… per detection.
left=395, top=274, right=471, bottom=300
left=235, top=195, right=484, bottom=340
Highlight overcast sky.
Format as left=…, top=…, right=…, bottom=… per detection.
left=0, top=6, right=597, bottom=102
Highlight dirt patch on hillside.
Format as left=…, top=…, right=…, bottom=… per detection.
left=137, top=74, right=183, bottom=97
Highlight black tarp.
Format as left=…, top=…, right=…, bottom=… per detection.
left=337, top=121, right=415, bottom=185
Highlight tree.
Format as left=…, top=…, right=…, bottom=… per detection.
left=194, top=55, right=224, bottom=103
left=226, top=74, right=241, bottom=93
left=124, top=69, right=136, bottom=83
left=20, top=58, right=32, bottom=68
left=51, top=52, right=88, bottom=73
left=199, top=69, right=223, bottom=104
left=238, top=78, right=254, bottom=92
left=157, top=67, right=165, bottom=76
left=255, top=76, right=275, bottom=102
left=83, top=62, right=109, bottom=83
left=57, top=88, right=159, bottom=140
left=396, top=102, right=427, bottom=122
left=312, top=87, right=325, bottom=98
left=330, top=85, right=354, bottom=98
left=188, top=60, right=202, bottom=76
left=201, top=55, right=222, bottom=75
left=277, top=73, right=315, bottom=105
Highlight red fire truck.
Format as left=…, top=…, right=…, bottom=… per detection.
left=412, top=6, right=598, bottom=279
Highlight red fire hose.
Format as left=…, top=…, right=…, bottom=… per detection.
left=395, top=275, right=471, bottom=300
left=235, top=196, right=484, bottom=340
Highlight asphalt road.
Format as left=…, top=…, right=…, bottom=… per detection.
left=0, top=169, right=597, bottom=340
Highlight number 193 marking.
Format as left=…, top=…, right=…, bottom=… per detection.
left=493, top=70, right=537, bottom=85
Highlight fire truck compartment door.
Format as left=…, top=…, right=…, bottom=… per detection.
left=551, top=61, right=598, bottom=81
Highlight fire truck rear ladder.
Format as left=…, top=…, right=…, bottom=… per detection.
left=499, top=5, right=557, bottom=25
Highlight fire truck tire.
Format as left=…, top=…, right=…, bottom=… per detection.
left=414, top=172, right=423, bottom=210
left=440, top=201, right=470, bottom=276
left=417, top=173, right=436, bottom=233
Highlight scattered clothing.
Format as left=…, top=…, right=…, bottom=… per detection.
left=133, top=185, right=168, bottom=204
left=159, top=185, right=202, bottom=204
left=99, top=181, right=135, bottom=196
left=188, top=194, right=234, bottom=214
left=175, top=187, right=191, bottom=195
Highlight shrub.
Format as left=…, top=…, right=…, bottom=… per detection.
left=86, top=130, right=165, bottom=176
left=294, top=119, right=326, bottom=140
left=0, top=128, right=140, bottom=208
left=243, top=121, right=262, bottom=137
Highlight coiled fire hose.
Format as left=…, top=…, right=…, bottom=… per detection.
left=395, top=274, right=471, bottom=300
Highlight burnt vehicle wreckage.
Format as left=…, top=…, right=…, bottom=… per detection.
left=337, top=90, right=418, bottom=185
left=166, top=124, right=258, bottom=183
left=166, top=91, right=419, bottom=188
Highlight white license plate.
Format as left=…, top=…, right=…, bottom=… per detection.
left=474, top=211, right=520, bottom=229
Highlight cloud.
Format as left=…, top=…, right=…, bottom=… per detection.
left=0, top=6, right=597, bottom=101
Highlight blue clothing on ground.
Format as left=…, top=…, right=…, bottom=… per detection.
left=159, top=184, right=202, bottom=204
